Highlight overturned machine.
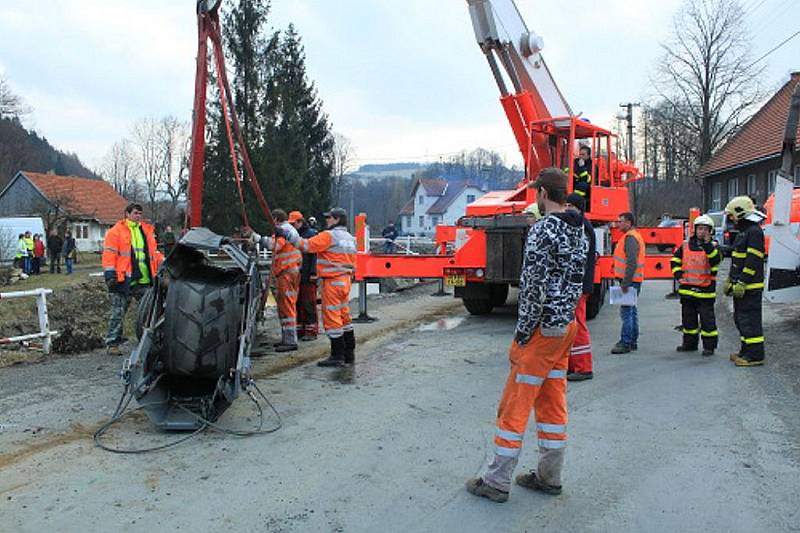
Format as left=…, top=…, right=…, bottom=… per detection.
left=109, top=0, right=278, bottom=433
left=122, top=228, right=266, bottom=430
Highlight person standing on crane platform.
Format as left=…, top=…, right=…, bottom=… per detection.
left=724, top=196, right=767, bottom=367
left=466, top=168, right=587, bottom=503
left=671, top=215, right=721, bottom=356
left=286, top=207, right=357, bottom=367
left=568, top=145, right=592, bottom=206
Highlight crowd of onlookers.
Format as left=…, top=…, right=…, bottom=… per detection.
left=13, top=229, right=77, bottom=275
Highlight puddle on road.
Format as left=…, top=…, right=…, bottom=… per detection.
left=416, top=316, right=465, bottom=332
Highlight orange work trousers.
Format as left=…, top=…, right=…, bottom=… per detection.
left=321, top=275, right=352, bottom=339
left=276, top=271, right=300, bottom=339
left=493, top=323, right=577, bottom=459
left=568, top=294, right=593, bottom=374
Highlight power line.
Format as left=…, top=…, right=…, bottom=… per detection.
left=747, top=28, right=800, bottom=69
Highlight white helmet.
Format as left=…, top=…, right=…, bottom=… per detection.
left=693, top=214, right=714, bottom=231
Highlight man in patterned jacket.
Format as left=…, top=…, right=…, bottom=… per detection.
left=466, top=167, right=588, bottom=503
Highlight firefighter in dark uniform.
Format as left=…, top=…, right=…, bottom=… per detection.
left=568, top=145, right=593, bottom=208
left=671, top=214, right=721, bottom=356
left=724, top=196, right=767, bottom=367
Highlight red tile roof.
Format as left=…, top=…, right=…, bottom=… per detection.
left=699, top=72, right=800, bottom=177
left=21, top=171, right=129, bottom=225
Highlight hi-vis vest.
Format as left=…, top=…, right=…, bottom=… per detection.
left=102, top=219, right=162, bottom=283
left=272, top=237, right=302, bottom=276
left=613, top=229, right=645, bottom=282
left=678, top=242, right=714, bottom=287
left=297, top=226, right=356, bottom=279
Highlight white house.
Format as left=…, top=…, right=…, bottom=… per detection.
left=399, top=177, right=485, bottom=236
left=0, top=171, right=130, bottom=252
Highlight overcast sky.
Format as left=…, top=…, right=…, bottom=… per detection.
left=0, top=0, right=797, bottom=171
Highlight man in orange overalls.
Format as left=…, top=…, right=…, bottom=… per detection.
left=286, top=207, right=356, bottom=367
left=466, top=168, right=588, bottom=503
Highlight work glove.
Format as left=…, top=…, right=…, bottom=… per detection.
left=723, top=280, right=734, bottom=296
left=732, top=281, right=746, bottom=299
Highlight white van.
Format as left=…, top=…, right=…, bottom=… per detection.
left=0, top=216, right=46, bottom=264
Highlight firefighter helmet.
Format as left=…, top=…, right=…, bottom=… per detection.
left=724, top=196, right=756, bottom=221
left=693, top=214, right=715, bottom=231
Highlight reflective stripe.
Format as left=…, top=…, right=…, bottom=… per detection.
left=745, top=282, right=764, bottom=290
left=284, top=291, right=298, bottom=296
left=682, top=328, right=700, bottom=335
left=104, top=246, right=120, bottom=254
left=732, top=251, right=746, bottom=258
left=516, top=374, right=544, bottom=386
left=672, top=267, right=682, bottom=274
left=103, top=266, right=116, bottom=272
left=330, top=280, right=347, bottom=287
left=536, top=423, right=566, bottom=434
left=342, top=324, right=354, bottom=332
left=495, top=428, right=523, bottom=442
left=746, top=247, right=764, bottom=258
left=538, top=439, right=567, bottom=449
left=495, top=446, right=521, bottom=457
left=700, top=330, right=719, bottom=337
left=711, top=266, right=719, bottom=273
left=574, top=189, right=586, bottom=196
left=742, top=267, right=756, bottom=276
left=707, top=249, right=719, bottom=259
left=742, top=336, right=764, bottom=344
left=570, top=345, right=591, bottom=355
left=670, top=257, right=682, bottom=263
left=678, top=289, right=716, bottom=299
left=280, top=318, right=294, bottom=324
left=546, top=369, right=566, bottom=379
left=326, top=303, right=348, bottom=311
left=275, top=250, right=302, bottom=259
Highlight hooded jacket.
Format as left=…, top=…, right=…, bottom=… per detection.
left=515, top=210, right=588, bottom=344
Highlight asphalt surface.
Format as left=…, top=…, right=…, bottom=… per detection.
left=1, top=280, right=799, bottom=532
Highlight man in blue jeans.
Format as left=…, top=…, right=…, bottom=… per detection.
left=611, top=212, right=644, bottom=354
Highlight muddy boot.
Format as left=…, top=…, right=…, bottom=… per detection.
left=465, top=478, right=508, bottom=503
left=343, top=330, right=355, bottom=365
left=516, top=447, right=564, bottom=495
left=318, top=336, right=345, bottom=367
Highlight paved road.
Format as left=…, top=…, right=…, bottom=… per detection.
left=2, top=281, right=799, bottom=532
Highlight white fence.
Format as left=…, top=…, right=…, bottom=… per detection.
left=0, top=288, right=57, bottom=354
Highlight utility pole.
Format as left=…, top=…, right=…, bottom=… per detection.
left=619, top=102, right=641, bottom=217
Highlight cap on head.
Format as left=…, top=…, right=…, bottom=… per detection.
left=530, top=167, right=568, bottom=195
left=323, top=207, right=347, bottom=218
left=288, top=210, right=304, bottom=223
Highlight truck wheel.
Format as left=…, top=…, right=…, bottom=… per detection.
left=490, top=283, right=509, bottom=307
left=463, top=297, right=494, bottom=315
left=586, top=281, right=605, bottom=320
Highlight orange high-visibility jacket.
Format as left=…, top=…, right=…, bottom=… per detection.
left=102, top=220, right=162, bottom=283
left=272, top=237, right=302, bottom=276
left=296, top=226, right=356, bottom=278
left=612, top=229, right=645, bottom=283
left=678, top=243, right=714, bottom=287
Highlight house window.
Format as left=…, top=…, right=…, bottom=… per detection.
left=74, top=224, right=89, bottom=239
left=418, top=195, right=424, bottom=205
left=466, top=194, right=476, bottom=204
left=711, top=182, right=722, bottom=211
left=727, top=177, right=738, bottom=199
left=430, top=216, right=439, bottom=226
left=405, top=216, right=411, bottom=228
left=747, top=174, right=757, bottom=195
left=768, top=170, right=778, bottom=193
left=418, top=215, right=424, bottom=227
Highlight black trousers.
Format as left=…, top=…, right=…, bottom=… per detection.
left=733, top=290, right=764, bottom=360
left=680, top=297, right=718, bottom=350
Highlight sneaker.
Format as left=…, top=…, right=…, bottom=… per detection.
left=567, top=372, right=593, bottom=382
left=733, top=356, right=764, bottom=367
left=611, top=342, right=631, bottom=354
left=515, top=471, right=562, bottom=495
left=701, top=349, right=715, bottom=357
left=676, top=345, right=698, bottom=352
left=465, top=478, right=508, bottom=503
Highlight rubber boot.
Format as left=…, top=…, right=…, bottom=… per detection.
left=343, top=330, right=355, bottom=365
left=318, top=336, right=345, bottom=367
left=276, top=328, right=298, bottom=352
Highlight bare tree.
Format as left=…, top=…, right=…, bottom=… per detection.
left=132, top=118, right=166, bottom=220
left=0, top=75, right=31, bottom=119
left=101, top=139, right=138, bottom=197
left=331, top=132, right=355, bottom=205
left=157, top=116, right=190, bottom=214
left=652, top=0, right=765, bottom=169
